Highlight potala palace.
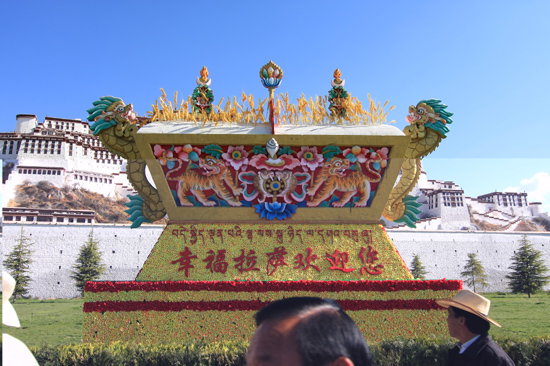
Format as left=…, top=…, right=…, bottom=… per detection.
left=1, top=114, right=136, bottom=223
left=1, top=114, right=549, bottom=298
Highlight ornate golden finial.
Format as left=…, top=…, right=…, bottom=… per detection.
left=333, top=68, right=342, bottom=84
left=331, top=68, right=345, bottom=87
left=259, top=61, right=284, bottom=132
left=200, top=66, right=209, bottom=82
left=196, top=66, right=211, bottom=86
left=259, top=61, right=284, bottom=86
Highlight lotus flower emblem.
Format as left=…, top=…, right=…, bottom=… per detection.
left=254, top=202, right=297, bottom=220
left=260, top=61, right=283, bottom=89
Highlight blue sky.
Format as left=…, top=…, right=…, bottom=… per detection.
left=1, top=1, right=549, bottom=212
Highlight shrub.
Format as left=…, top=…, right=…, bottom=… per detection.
left=70, top=230, right=106, bottom=296
left=3, top=226, right=34, bottom=301
left=461, top=252, right=489, bottom=292
left=25, top=337, right=550, bottom=366
left=410, top=254, right=429, bottom=279
left=507, top=235, right=550, bottom=298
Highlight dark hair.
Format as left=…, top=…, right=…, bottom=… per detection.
left=450, top=306, right=490, bottom=335
left=255, top=297, right=373, bottom=366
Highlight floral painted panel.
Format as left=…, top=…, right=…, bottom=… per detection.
left=152, top=140, right=390, bottom=220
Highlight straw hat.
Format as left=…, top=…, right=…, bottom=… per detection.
left=436, top=290, right=501, bottom=327
left=2, top=271, right=21, bottom=328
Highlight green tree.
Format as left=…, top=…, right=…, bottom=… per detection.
left=3, top=226, right=33, bottom=302
left=410, top=254, right=429, bottom=279
left=461, top=253, right=489, bottom=292
left=71, top=230, right=106, bottom=296
left=506, top=235, right=550, bottom=298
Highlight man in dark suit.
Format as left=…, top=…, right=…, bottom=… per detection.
left=436, top=290, right=516, bottom=366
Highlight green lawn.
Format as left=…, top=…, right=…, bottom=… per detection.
left=3, top=292, right=549, bottom=347
left=3, top=298, right=85, bottom=347
left=484, top=291, right=550, bottom=339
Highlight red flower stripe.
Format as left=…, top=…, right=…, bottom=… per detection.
left=83, top=299, right=443, bottom=313
left=338, top=299, right=442, bottom=311
left=85, top=280, right=461, bottom=293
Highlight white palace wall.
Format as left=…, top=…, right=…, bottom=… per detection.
left=386, top=230, right=550, bottom=292
left=1, top=223, right=549, bottom=298
left=1, top=223, right=163, bottom=298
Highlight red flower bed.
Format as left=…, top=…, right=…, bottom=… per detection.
left=83, top=299, right=442, bottom=313
left=85, top=279, right=461, bottom=293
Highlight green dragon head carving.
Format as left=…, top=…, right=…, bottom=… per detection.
left=87, top=96, right=138, bottom=135
left=406, top=99, right=453, bottom=139
left=86, top=95, right=166, bottom=228
left=384, top=99, right=454, bottom=228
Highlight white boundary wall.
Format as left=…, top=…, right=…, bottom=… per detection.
left=387, top=230, right=550, bottom=292
left=1, top=223, right=163, bottom=298
left=1, top=224, right=549, bottom=298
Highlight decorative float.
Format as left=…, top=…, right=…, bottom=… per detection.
left=83, top=62, right=461, bottom=343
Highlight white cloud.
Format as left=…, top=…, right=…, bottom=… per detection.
left=504, top=172, right=550, bottom=214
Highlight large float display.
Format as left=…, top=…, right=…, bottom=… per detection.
left=83, top=63, right=461, bottom=343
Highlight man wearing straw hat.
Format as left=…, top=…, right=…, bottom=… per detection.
left=436, top=290, right=516, bottom=366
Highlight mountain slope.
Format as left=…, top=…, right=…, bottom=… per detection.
left=10, top=181, right=130, bottom=223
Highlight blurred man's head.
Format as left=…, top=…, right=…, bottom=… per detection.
left=246, top=297, right=373, bottom=366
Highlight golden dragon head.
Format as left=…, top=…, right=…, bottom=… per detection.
left=105, top=101, right=138, bottom=124
left=87, top=96, right=139, bottom=135
left=404, top=99, right=453, bottom=140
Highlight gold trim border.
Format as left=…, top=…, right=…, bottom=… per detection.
left=135, top=133, right=409, bottom=222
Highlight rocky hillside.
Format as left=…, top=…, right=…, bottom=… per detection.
left=471, top=216, right=548, bottom=232
left=9, top=181, right=130, bottom=223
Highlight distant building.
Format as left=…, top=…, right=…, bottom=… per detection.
left=2, top=207, right=95, bottom=224
left=1, top=114, right=136, bottom=207
left=387, top=164, right=546, bottom=231
left=475, top=192, right=530, bottom=216
left=405, top=172, right=471, bottom=230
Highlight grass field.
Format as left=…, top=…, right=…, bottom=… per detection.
left=3, top=292, right=549, bottom=347
left=3, top=298, right=85, bottom=346
left=485, top=291, right=550, bottom=339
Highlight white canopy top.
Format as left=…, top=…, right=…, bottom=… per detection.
left=137, top=121, right=405, bottom=136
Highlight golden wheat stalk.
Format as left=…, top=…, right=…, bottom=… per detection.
left=147, top=87, right=394, bottom=126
